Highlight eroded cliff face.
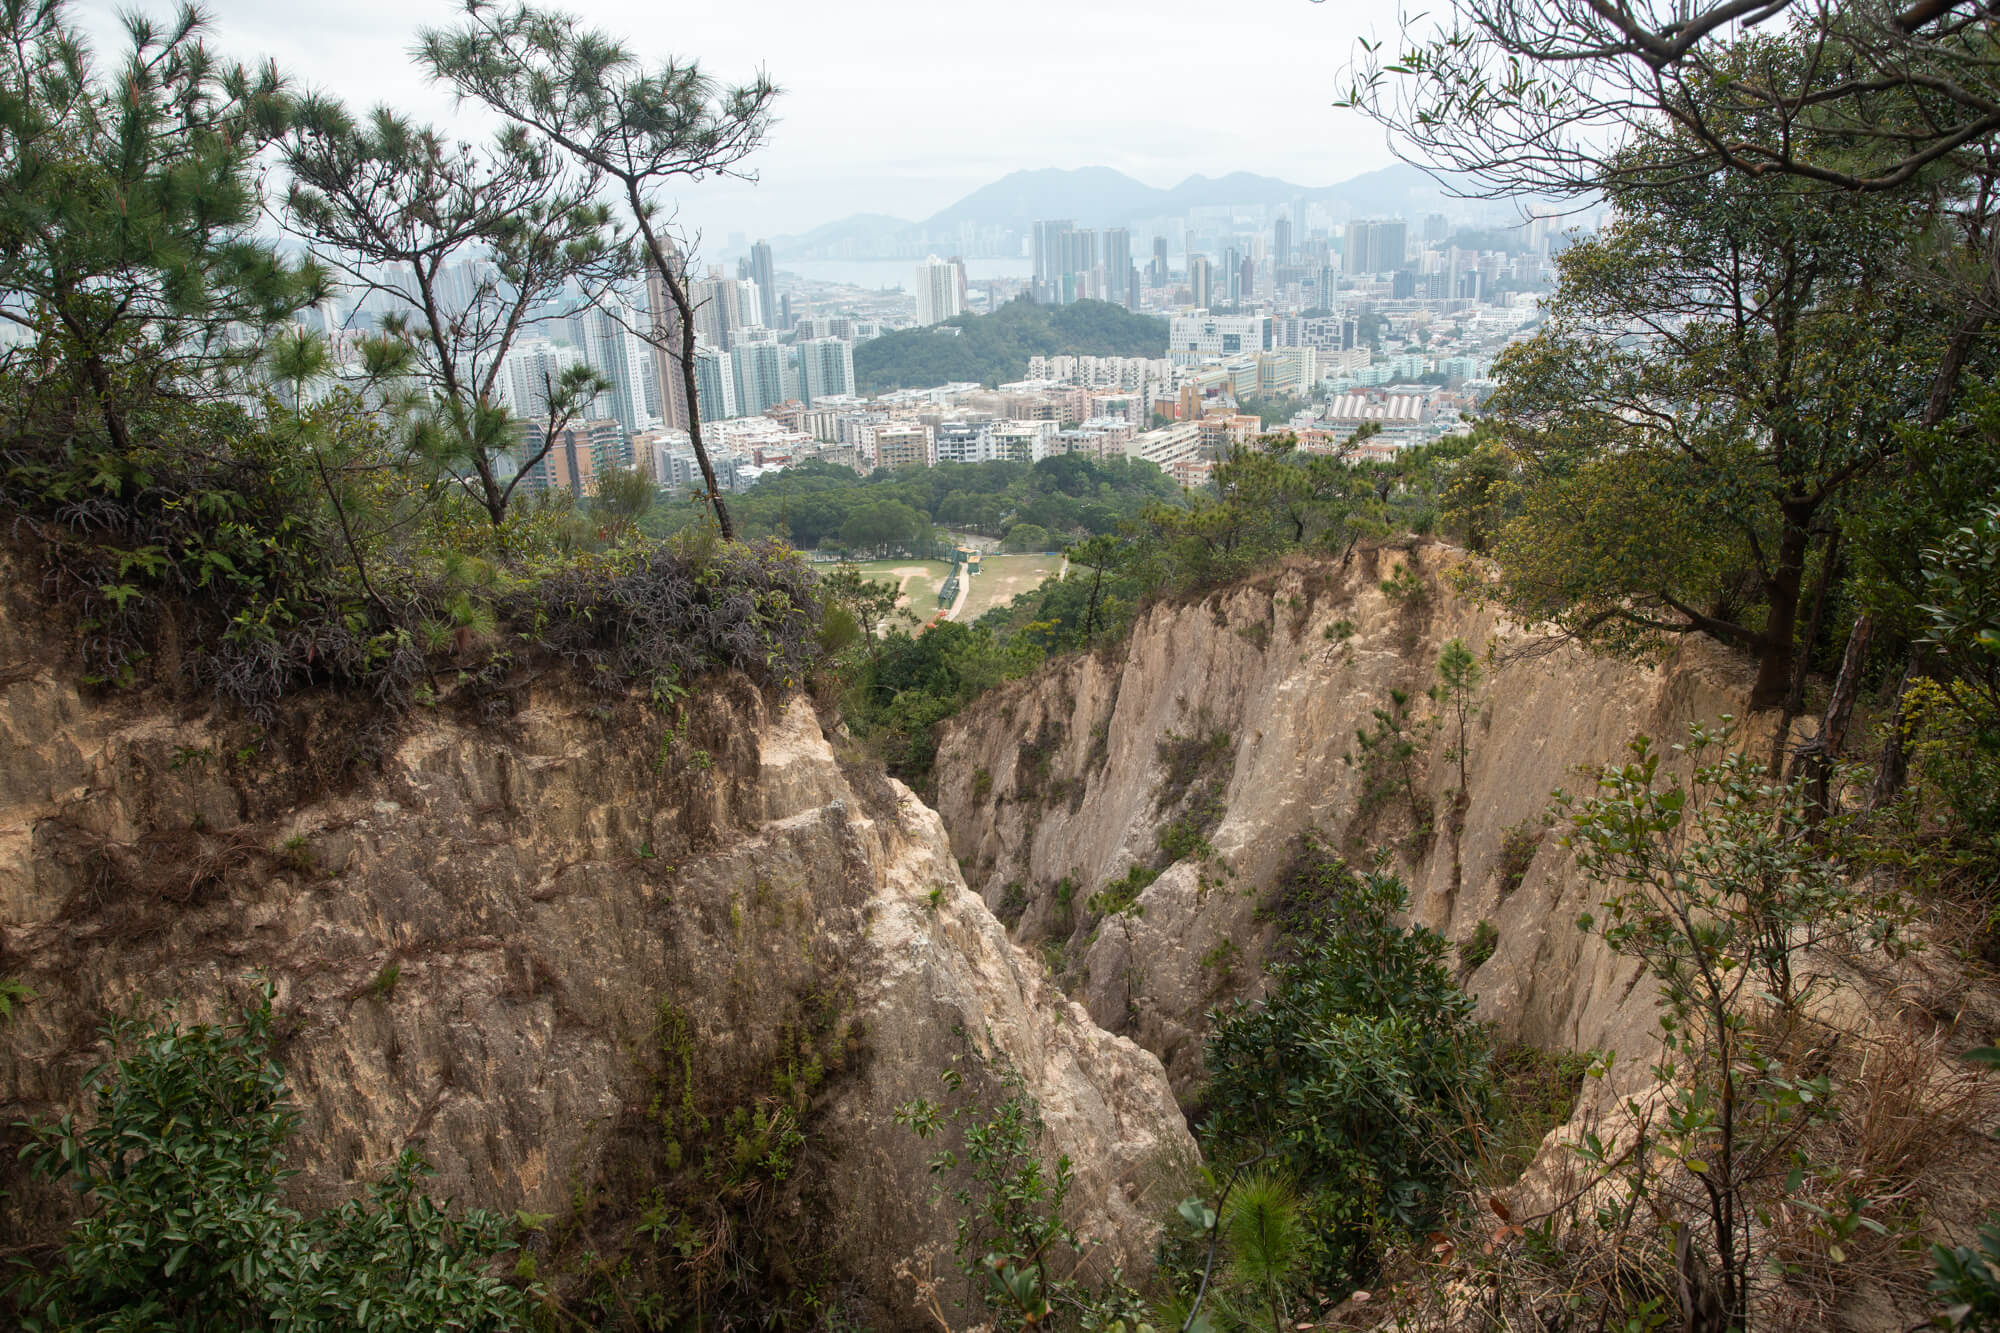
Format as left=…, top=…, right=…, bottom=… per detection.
left=933, top=546, right=1758, bottom=1093
left=0, top=587, right=1193, bottom=1326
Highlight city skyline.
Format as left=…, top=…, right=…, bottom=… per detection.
left=71, top=0, right=1414, bottom=241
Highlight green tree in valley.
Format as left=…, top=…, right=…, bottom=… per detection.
left=1067, top=533, right=1123, bottom=639
left=1432, top=637, right=1482, bottom=810
left=1202, top=839, right=1492, bottom=1290
left=1001, top=522, right=1052, bottom=553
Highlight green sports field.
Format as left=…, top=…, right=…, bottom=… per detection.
left=844, top=559, right=955, bottom=618
left=956, top=554, right=1062, bottom=621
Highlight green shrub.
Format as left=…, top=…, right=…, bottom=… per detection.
left=1459, top=918, right=1499, bottom=971
left=1086, top=864, right=1157, bottom=918
left=0, top=977, right=36, bottom=1023
left=996, top=881, right=1029, bottom=926
left=1203, top=834, right=1492, bottom=1290
left=9, top=988, right=534, bottom=1331
left=1156, top=724, right=1232, bottom=812
left=1499, top=817, right=1542, bottom=895
left=1561, top=723, right=1918, bottom=1329
left=1159, top=794, right=1223, bottom=864
left=1379, top=561, right=1428, bottom=609
left=896, top=1068, right=1147, bottom=1333
left=364, top=960, right=401, bottom=1000
left=1481, top=1045, right=1591, bottom=1187
left=1349, top=687, right=1432, bottom=840
left=1051, top=876, right=1078, bottom=933
left=1931, top=1214, right=2000, bottom=1329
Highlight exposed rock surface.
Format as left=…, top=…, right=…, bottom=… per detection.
left=935, top=547, right=2000, bottom=1333
left=0, top=585, right=1193, bottom=1326
left=934, top=546, right=1758, bottom=1093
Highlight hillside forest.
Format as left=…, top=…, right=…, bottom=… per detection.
left=639, top=453, right=1184, bottom=556
left=853, top=298, right=1168, bottom=392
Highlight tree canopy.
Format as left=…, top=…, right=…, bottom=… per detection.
left=854, top=298, right=1167, bottom=393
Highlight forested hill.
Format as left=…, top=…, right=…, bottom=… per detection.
left=854, top=298, right=1168, bottom=393
left=639, top=453, right=1182, bottom=552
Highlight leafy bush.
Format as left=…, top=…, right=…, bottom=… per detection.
left=9, top=987, right=534, bottom=1332
left=3, top=388, right=424, bottom=716
left=1460, top=918, right=1499, bottom=971
left=511, top=537, right=824, bottom=694
left=1932, top=1215, right=2000, bottom=1329
left=896, top=1068, right=1146, bottom=1333
left=1203, top=835, right=1492, bottom=1290
left=1086, top=863, right=1158, bottom=918
left=1560, top=723, right=1918, bottom=1329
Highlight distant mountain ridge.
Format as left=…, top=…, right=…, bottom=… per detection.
left=769, top=163, right=1512, bottom=260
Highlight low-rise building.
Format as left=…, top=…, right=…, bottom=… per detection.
left=873, top=423, right=933, bottom=470
left=1323, top=392, right=1430, bottom=428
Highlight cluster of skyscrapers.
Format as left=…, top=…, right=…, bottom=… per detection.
left=1029, top=221, right=1136, bottom=306
left=285, top=193, right=1567, bottom=507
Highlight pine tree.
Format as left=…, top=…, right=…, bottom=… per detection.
left=0, top=0, right=323, bottom=451
left=283, top=99, right=621, bottom=525
left=418, top=2, right=781, bottom=542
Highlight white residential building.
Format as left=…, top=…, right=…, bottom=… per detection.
left=798, top=336, right=856, bottom=405
left=933, top=418, right=995, bottom=465
left=990, top=419, right=1058, bottom=462
left=731, top=335, right=787, bottom=419
left=914, top=255, right=968, bottom=326
left=692, top=342, right=737, bottom=421
left=690, top=272, right=764, bottom=349
left=579, top=302, right=652, bottom=436
left=501, top=337, right=585, bottom=420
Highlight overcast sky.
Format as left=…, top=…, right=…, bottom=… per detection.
left=74, top=0, right=1410, bottom=240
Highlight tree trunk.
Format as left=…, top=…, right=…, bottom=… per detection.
left=1791, top=614, right=1873, bottom=823
left=1783, top=530, right=1840, bottom=720
left=631, top=210, right=734, bottom=542
left=83, top=354, right=134, bottom=456
left=1770, top=530, right=1841, bottom=773
left=475, top=453, right=507, bottom=527
left=1870, top=654, right=1919, bottom=810
left=1748, top=507, right=1812, bottom=710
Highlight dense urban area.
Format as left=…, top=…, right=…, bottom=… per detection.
left=163, top=193, right=1550, bottom=519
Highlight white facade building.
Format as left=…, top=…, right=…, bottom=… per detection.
left=934, top=418, right=997, bottom=465
left=1168, top=314, right=1270, bottom=365
left=799, top=337, right=856, bottom=405
left=579, top=302, right=652, bottom=436
left=501, top=338, right=585, bottom=420
left=731, top=336, right=787, bottom=419
left=914, top=255, right=967, bottom=326
left=990, top=419, right=1057, bottom=462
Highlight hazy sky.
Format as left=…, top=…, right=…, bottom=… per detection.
left=75, top=0, right=1411, bottom=240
